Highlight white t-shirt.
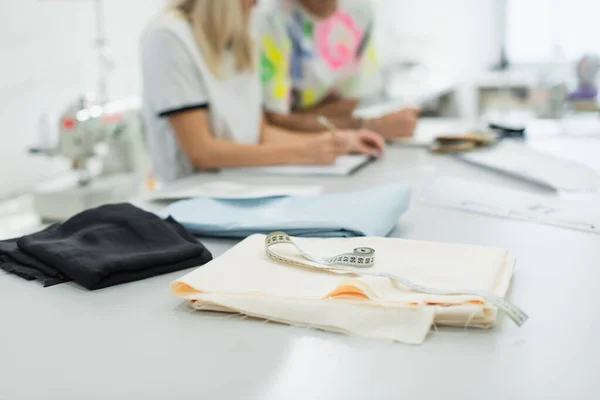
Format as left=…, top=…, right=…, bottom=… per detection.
left=141, top=12, right=262, bottom=183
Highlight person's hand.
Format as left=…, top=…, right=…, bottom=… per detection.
left=366, top=108, right=420, bottom=140
left=299, top=131, right=350, bottom=165
left=348, top=129, right=385, bottom=158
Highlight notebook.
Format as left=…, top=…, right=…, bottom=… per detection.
left=220, top=155, right=371, bottom=176
left=147, top=181, right=323, bottom=201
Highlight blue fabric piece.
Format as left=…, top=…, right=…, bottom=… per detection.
left=161, top=184, right=411, bottom=238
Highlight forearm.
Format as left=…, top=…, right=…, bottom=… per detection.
left=261, top=119, right=319, bottom=144
left=303, top=98, right=360, bottom=117
left=168, top=110, right=307, bottom=169
left=266, top=111, right=362, bottom=133
left=189, top=139, right=304, bottom=169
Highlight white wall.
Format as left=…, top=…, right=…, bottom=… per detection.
left=507, top=0, right=600, bottom=63
left=373, top=0, right=502, bottom=78
left=0, top=0, right=166, bottom=199
left=372, top=0, right=503, bottom=118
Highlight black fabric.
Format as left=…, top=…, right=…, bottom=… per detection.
left=0, top=228, right=69, bottom=287
left=0, top=204, right=212, bottom=290
left=158, top=103, right=209, bottom=118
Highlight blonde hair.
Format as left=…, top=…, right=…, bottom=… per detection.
left=171, top=0, right=254, bottom=77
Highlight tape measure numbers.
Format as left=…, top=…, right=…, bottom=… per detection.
left=266, top=232, right=375, bottom=268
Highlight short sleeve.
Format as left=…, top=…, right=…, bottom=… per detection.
left=257, top=14, right=293, bottom=114
left=141, top=29, right=209, bottom=117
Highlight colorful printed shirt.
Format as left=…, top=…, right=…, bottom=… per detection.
left=257, top=0, right=381, bottom=114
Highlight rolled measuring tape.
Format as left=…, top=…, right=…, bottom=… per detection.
left=265, top=232, right=528, bottom=327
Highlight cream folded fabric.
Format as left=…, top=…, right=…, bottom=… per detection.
left=172, top=235, right=517, bottom=344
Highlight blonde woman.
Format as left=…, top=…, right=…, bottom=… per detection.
left=141, top=0, right=385, bottom=183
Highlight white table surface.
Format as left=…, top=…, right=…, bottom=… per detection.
left=1, top=120, right=599, bottom=400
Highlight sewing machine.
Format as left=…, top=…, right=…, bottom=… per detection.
left=30, top=96, right=148, bottom=221
left=26, top=0, right=150, bottom=221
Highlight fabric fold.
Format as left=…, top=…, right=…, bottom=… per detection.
left=189, top=293, right=436, bottom=345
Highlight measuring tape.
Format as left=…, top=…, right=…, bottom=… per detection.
left=266, top=232, right=375, bottom=268
left=265, top=232, right=528, bottom=327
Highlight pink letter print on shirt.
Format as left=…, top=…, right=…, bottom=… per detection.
left=316, top=11, right=363, bottom=70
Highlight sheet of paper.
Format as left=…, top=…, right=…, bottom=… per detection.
left=394, top=119, right=481, bottom=147
left=528, top=137, right=600, bottom=175
left=354, top=100, right=407, bottom=120
left=421, top=176, right=600, bottom=234
left=147, top=181, right=323, bottom=201
left=458, top=141, right=600, bottom=192
left=220, top=155, right=371, bottom=177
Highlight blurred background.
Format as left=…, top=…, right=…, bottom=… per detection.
left=2, top=0, right=599, bottom=199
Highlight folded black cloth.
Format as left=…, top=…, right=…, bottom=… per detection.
left=0, top=203, right=212, bottom=290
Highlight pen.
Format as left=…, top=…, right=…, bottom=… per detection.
left=317, top=115, right=337, bottom=131
left=318, top=115, right=355, bottom=151
left=318, top=115, right=383, bottom=159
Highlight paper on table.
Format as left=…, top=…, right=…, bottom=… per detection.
left=421, top=176, right=600, bottom=234
left=220, top=155, right=371, bottom=176
left=458, top=141, right=600, bottom=192
left=394, top=119, right=481, bottom=147
left=354, top=99, right=407, bottom=120
left=528, top=137, right=600, bottom=175
left=148, top=181, right=323, bottom=201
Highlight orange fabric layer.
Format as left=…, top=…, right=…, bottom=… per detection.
left=326, top=285, right=370, bottom=300
left=172, top=282, right=201, bottom=296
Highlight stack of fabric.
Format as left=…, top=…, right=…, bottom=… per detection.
left=172, top=234, right=522, bottom=344
left=161, top=184, right=411, bottom=238
left=0, top=204, right=212, bottom=290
